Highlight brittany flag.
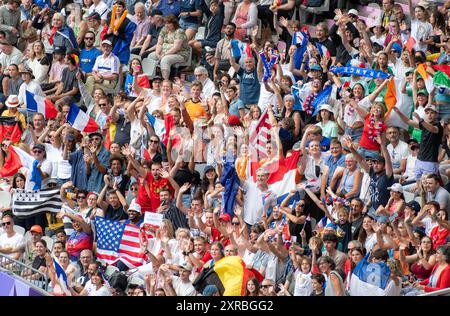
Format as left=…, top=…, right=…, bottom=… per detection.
left=25, top=91, right=58, bottom=119
left=67, top=103, right=99, bottom=132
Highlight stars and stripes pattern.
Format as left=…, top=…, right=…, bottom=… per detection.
left=248, top=109, right=272, bottom=160
left=12, top=188, right=62, bottom=217
left=94, top=216, right=146, bottom=269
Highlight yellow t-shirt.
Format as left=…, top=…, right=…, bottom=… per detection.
left=1, top=110, right=26, bottom=132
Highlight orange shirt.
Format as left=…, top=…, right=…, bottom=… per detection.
left=184, top=98, right=207, bottom=122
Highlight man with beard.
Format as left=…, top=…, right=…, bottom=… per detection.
left=213, top=23, right=236, bottom=81
left=79, top=31, right=101, bottom=75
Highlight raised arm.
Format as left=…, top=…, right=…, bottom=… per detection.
left=342, top=135, right=370, bottom=173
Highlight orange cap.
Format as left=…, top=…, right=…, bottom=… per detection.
left=30, top=225, right=43, bottom=234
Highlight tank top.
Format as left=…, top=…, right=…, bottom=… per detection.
left=341, top=169, right=358, bottom=196
left=325, top=270, right=345, bottom=296
left=411, top=262, right=433, bottom=281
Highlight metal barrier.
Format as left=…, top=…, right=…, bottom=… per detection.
left=0, top=253, right=49, bottom=293
left=418, top=288, right=450, bottom=296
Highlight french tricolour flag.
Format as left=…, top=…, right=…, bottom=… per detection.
left=316, top=42, right=330, bottom=59
left=349, top=254, right=396, bottom=296
left=251, top=149, right=301, bottom=203
left=54, top=258, right=71, bottom=296
left=67, top=103, right=99, bottom=132
left=25, top=91, right=58, bottom=119
left=145, top=112, right=165, bottom=139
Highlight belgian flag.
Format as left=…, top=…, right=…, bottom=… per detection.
left=0, top=117, right=22, bottom=143
left=193, top=256, right=264, bottom=296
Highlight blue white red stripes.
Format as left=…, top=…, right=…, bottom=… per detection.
left=67, top=103, right=99, bottom=132
left=25, top=91, right=58, bottom=119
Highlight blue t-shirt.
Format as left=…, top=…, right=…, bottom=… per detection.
left=156, top=0, right=181, bottom=17
left=237, top=67, right=260, bottom=106
left=228, top=98, right=245, bottom=117
left=80, top=48, right=101, bottom=74
left=179, top=0, right=201, bottom=24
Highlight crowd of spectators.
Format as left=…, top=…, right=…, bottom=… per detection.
left=0, top=0, right=450, bottom=296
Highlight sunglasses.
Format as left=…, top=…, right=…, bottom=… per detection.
left=150, top=140, right=159, bottom=143
left=297, top=203, right=305, bottom=207
left=261, top=285, right=271, bottom=288
left=99, top=103, right=108, bottom=107
left=231, top=222, right=240, bottom=226
left=85, top=37, right=94, bottom=40
left=33, top=150, right=43, bottom=154
left=1, top=221, right=12, bottom=227
left=131, top=188, right=138, bottom=192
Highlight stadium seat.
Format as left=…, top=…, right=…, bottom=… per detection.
left=299, top=0, right=330, bottom=25
left=13, top=225, right=25, bottom=236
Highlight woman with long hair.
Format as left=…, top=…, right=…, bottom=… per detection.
left=245, top=277, right=260, bottom=296
left=414, top=245, right=450, bottom=293
left=70, top=270, right=111, bottom=296
left=400, top=236, right=436, bottom=281
left=25, top=41, right=50, bottom=84
left=124, top=58, right=150, bottom=97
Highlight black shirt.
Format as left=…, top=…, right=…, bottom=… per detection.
left=105, top=204, right=128, bottom=222
left=369, top=167, right=394, bottom=211
left=163, top=204, right=189, bottom=232
left=418, top=121, right=443, bottom=162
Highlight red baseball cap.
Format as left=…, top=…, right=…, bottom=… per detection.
left=219, top=213, right=231, bottom=222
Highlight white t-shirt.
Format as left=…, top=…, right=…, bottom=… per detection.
left=0, top=232, right=25, bottom=259
left=171, top=276, right=197, bottom=296
left=92, top=53, right=120, bottom=74
left=89, top=2, right=109, bottom=20
left=411, top=19, right=432, bottom=52
left=243, top=180, right=277, bottom=226
left=343, top=97, right=367, bottom=127
left=201, top=78, right=217, bottom=101
left=404, top=155, right=417, bottom=181
left=44, top=144, right=63, bottom=179
left=387, top=141, right=409, bottom=170
left=293, top=271, right=313, bottom=296
left=85, top=281, right=112, bottom=296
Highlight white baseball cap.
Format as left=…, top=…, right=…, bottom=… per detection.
left=388, top=183, right=403, bottom=193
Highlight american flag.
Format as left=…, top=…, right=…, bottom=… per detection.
left=249, top=109, right=272, bottom=160
left=94, top=217, right=146, bottom=269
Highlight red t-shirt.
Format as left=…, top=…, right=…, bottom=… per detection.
left=211, top=227, right=230, bottom=247
left=430, top=226, right=450, bottom=250
left=136, top=172, right=173, bottom=213
left=359, top=115, right=387, bottom=151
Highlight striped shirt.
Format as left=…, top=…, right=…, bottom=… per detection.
left=92, top=53, right=120, bottom=75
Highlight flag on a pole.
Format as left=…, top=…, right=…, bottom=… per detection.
left=95, top=216, right=146, bottom=269
left=0, top=117, right=23, bottom=143
left=67, top=103, right=99, bottom=132
left=12, top=188, right=63, bottom=217
left=220, top=158, right=240, bottom=217
left=25, top=91, right=58, bottom=119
